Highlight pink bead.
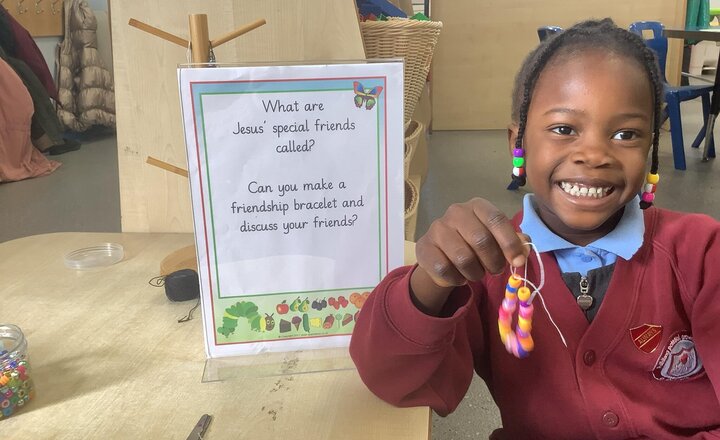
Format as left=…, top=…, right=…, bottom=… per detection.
left=641, top=192, right=655, bottom=203
left=504, top=332, right=516, bottom=351
left=502, top=298, right=517, bottom=312
left=498, top=307, right=511, bottom=321
left=519, top=303, right=534, bottom=319
left=511, top=340, right=520, bottom=356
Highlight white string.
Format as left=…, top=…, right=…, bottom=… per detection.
left=511, top=242, right=567, bottom=348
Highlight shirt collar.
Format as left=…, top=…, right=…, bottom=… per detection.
left=519, top=194, right=645, bottom=260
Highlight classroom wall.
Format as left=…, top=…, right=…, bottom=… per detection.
left=431, top=0, right=688, bottom=130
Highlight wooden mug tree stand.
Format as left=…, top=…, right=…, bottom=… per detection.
left=129, top=14, right=267, bottom=275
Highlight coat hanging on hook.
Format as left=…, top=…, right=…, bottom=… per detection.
left=56, top=0, right=115, bottom=132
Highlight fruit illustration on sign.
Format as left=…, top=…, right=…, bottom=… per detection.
left=310, top=317, right=322, bottom=328
left=299, top=298, right=310, bottom=312
left=328, top=297, right=338, bottom=310
left=323, top=314, right=335, bottom=329
left=337, top=296, right=349, bottom=308
left=276, top=300, right=289, bottom=315
left=289, top=297, right=302, bottom=312
left=291, top=316, right=302, bottom=330
left=312, top=298, right=328, bottom=311
left=350, top=291, right=370, bottom=309
left=279, top=319, right=291, bottom=333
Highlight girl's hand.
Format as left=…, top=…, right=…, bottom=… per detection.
left=410, top=198, right=529, bottom=315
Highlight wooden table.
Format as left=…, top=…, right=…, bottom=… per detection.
left=0, top=233, right=429, bottom=439
left=665, top=27, right=720, bottom=161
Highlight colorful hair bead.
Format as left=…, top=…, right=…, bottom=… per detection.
left=508, top=144, right=527, bottom=188
left=497, top=274, right=535, bottom=359
left=641, top=173, right=659, bottom=208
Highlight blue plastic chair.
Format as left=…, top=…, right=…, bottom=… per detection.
left=630, top=21, right=715, bottom=170
left=537, top=26, right=563, bottom=41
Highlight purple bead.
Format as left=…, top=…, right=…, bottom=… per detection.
left=519, top=301, right=530, bottom=308
left=516, top=343, right=530, bottom=358
left=513, top=148, right=524, bottom=157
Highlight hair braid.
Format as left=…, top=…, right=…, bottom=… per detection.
left=511, top=30, right=571, bottom=187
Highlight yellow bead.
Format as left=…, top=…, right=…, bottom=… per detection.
left=518, top=286, right=531, bottom=302
left=519, top=335, right=534, bottom=351
left=505, top=290, right=517, bottom=300
left=499, top=328, right=511, bottom=344
left=508, top=275, right=522, bottom=288
left=646, top=173, right=659, bottom=184
left=518, top=316, right=532, bottom=332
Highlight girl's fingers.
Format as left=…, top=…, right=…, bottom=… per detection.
left=418, top=222, right=486, bottom=285
left=445, top=205, right=506, bottom=275
left=471, top=200, right=527, bottom=268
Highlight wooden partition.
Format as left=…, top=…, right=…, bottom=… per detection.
left=110, top=0, right=365, bottom=232
left=431, top=0, right=687, bottom=129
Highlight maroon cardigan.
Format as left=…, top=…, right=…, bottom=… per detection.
left=350, top=207, right=720, bottom=439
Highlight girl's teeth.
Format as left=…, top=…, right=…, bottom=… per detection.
left=560, top=182, right=611, bottom=198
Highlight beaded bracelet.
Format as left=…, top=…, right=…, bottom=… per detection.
left=498, top=274, right=534, bottom=358
left=497, top=242, right=568, bottom=359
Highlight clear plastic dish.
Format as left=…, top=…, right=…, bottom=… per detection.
left=64, top=243, right=124, bottom=269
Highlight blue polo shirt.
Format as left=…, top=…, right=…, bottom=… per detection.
left=518, top=194, right=645, bottom=275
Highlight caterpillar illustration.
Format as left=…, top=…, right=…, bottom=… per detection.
left=217, top=301, right=275, bottom=337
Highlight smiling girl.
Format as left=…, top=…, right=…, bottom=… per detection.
left=350, top=18, right=720, bottom=439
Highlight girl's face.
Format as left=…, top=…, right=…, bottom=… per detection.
left=510, top=50, right=654, bottom=245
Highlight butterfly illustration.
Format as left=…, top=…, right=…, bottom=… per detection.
left=353, top=81, right=384, bottom=110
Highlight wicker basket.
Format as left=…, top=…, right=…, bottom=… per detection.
left=404, top=119, right=423, bottom=177
left=361, top=18, right=442, bottom=122
left=404, top=178, right=419, bottom=241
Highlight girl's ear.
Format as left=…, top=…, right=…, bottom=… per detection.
left=507, top=123, right=519, bottom=157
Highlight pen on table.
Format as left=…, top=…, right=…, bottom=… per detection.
left=186, top=413, right=212, bottom=440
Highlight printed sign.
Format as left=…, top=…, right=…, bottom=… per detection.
left=178, top=62, right=404, bottom=357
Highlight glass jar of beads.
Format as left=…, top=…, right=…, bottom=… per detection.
left=0, top=324, right=34, bottom=419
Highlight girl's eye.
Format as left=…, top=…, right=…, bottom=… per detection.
left=551, top=126, right=575, bottom=136
left=612, top=130, right=637, bottom=140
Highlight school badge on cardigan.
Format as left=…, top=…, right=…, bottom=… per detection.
left=652, top=332, right=704, bottom=381
left=629, top=324, right=663, bottom=353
